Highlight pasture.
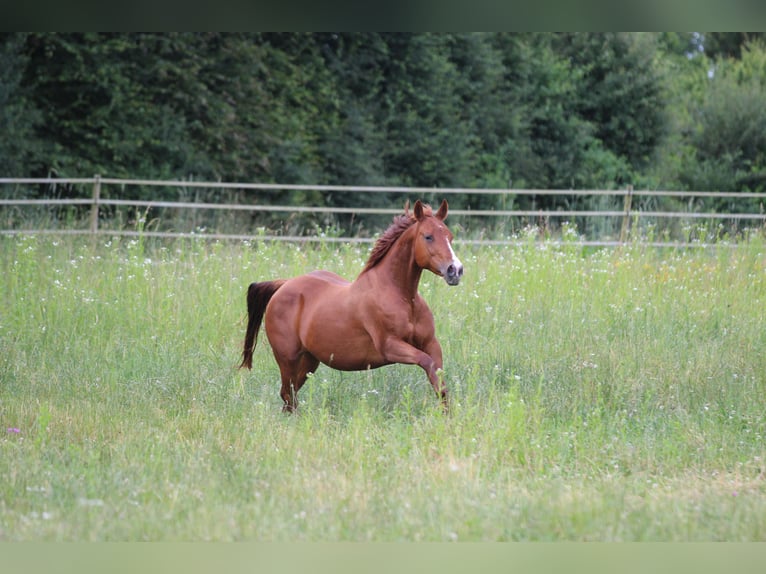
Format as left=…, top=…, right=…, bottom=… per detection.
left=1, top=231, right=765, bottom=541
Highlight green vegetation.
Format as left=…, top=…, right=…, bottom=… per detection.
left=3, top=33, right=766, bottom=204
left=1, top=234, right=764, bottom=540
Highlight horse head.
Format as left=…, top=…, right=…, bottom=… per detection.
left=412, top=199, right=464, bottom=286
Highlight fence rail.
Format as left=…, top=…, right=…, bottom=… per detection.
left=1, top=176, right=765, bottom=247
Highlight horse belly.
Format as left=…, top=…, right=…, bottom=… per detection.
left=319, top=347, right=389, bottom=371
left=304, top=313, right=388, bottom=371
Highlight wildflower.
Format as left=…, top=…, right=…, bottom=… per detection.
left=7, top=427, right=20, bottom=434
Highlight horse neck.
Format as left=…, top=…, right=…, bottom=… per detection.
left=366, top=228, right=423, bottom=297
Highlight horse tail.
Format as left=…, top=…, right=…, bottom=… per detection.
left=239, top=280, right=287, bottom=370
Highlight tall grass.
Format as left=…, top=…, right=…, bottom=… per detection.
left=1, top=233, right=765, bottom=540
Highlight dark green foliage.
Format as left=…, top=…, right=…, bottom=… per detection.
left=552, top=33, right=666, bottom=172
left=701, top=32, right=766, bottom=59
left=21, top=33, right=303, bottom=184
left=653, top=37, right=766, bottom=212
left=0, top=33, right=41, bottom=177
left=1, top=32, right=763, bottom=229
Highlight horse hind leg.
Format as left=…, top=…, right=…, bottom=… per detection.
left=277, top=353, right=320, bottom=413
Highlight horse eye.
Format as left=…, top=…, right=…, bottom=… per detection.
left=424, top=234, right=434, bottom=242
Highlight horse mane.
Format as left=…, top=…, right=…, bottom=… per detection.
left=361, top=203, right=434, bottom=274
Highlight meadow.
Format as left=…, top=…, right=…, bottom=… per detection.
left=1, top=230, right=765, bottom=541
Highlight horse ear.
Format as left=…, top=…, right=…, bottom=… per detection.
left=413, top=200, right=425, bottom=220
left=435, top=199, right=448, bottom=221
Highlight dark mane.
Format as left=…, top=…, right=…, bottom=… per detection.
left=360, top=212, right=417, bottom=274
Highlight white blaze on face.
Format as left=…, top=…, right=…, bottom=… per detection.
left=438, top=227, right=463, bottom=285
left=447, top=240, right=463, bottom=273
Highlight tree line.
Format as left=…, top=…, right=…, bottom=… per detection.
left=1, top=32, right=765, bottom=218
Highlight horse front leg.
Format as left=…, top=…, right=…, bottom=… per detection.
left=380, top=337, right=448, bottom=411
left=422, top=337, right=448, bottom=413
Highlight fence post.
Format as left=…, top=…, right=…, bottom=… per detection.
left=619, top=185, right=634, bottom=243
left=90, top=174, right=101, bottom=234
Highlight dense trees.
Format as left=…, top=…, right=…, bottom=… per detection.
left=2, top=32, right=765, bottom=211
left=0, top=33, right=39, bottom=177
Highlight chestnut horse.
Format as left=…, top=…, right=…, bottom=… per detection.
left=239, top=199, right=464, bottom=412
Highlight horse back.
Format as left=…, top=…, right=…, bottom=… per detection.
left=305, top=269, right=350, bottom=286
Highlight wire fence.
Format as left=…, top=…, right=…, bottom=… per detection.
left=1, top=176, right=765, bottom=247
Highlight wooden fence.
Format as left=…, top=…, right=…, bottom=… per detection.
left=1, top=176, right=765, bottom=247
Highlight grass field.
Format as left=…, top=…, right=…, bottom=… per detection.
left=1, top=231, right=765, bottom=541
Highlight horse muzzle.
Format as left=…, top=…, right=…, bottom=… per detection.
left=443, top=262, right=464, bottom=286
